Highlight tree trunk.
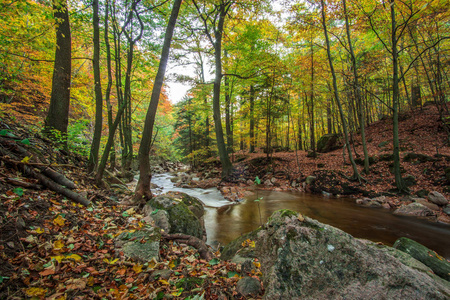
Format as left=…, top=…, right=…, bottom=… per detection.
left=390, top=0, right=405, bottom=192
left=343, top=0, right=369, bottom=174
left=212, top=3, right=233, bottom=178
left=134, top=0, right=182, bottom=201
left=249, top=85, right=255, bottom=153
left=44, top=0, right=71, bottom=141
left=321, top=0, right=361, bottom=182
left=87, top=0, right=103, bottom=174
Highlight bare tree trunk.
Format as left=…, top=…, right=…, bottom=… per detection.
left=321, top=0, right=361, bottom=182
left=88, top=0, right=103, bottom=174
left=134, top=0, right=182, bottom=201
left=44, top=0, right=71, bottom=141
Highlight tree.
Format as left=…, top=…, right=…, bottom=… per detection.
left=134, top=0, right=183, bottom=201
left=87, top=0, right=103, bottom=173
left=44, top=0, right=72, bottom=140
left=193, top=0, right=233, bottom=178
left=320, top=0, right=362, bottom=181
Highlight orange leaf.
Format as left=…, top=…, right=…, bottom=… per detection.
left=40, top=268, right=56, bottom=276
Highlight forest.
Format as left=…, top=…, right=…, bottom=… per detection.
left=1, top=0, right=450, bottom=298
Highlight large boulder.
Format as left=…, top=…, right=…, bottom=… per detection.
left=316, top=133, right=341, bottom=153
left=223, top=210, right=450, bottom=299
left=144, top=193, right=206, bottom=240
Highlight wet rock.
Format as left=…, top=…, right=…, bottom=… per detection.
left=356, top=197, right=383, bottom=208
left=115, top=228, right=161, bottom=263
left=393, top=203, right=436, bottom=220
left=236, top=277, right=262, bottom=297
left=414, top=198, right=440, bottom=211
left=394, top=237, right=450, bottom=281
left=250, top=210, right=450, bottom=299
left=428, top=191, right=448, bottom=206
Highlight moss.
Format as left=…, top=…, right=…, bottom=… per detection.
left=221, top=229, right=260, bottom=261
left=167, top=202, right=203, bottom=239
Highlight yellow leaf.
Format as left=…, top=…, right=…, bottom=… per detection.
left=103, top=258, right=119, bottom=265
left=25, top=287, right=47, bottom=297
left=158, top=279, right=170, bottom=285
left=172, top=288, right=183, bottom=296
left=148, top=257, right=158, bottom=269
left=66, top=254, right=82, bottom=261
left=132, top=264, right=142, bottom=274
left=249, top=241, right=256, bottom=248
left=53, top=240, right=65, bottom=251
left=21, top=156, right=32, bottom=164
left=53, top=215, right=66, bottom=227
left=168, top=260, right=176, bottom=269
left=125, top=207, right=135, bottom=215
left=87, top=276, right=94, bottom=286
left=35, top=227, right=45, bottom=234
left=51, top=255, right=65, bottom=263
left=298, top=213, right=305, bottom=222
left=253, top=261, right=261, bottom=268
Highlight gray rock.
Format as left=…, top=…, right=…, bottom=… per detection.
left=428, top=191, right=448, bottom=206
left=414, top=198, right=440, bottom=211
left=236, top=277, right=262, bottom=297
left=151, top=195, right=177, bottom=210
left=115, top=228, right=161, bottom=263
left=227, top=210, right=450, bottom=299
left=316, top=133, right=341, bottom=153
left=393, top=203, right=436, bottom=219
left=150, top=269, right=173, bottom=281
left=444, top=205, right=450, bottom=216
left=264, top=179, right=273, bottom=186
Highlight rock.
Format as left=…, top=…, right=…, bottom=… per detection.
left=305, top=176, right=316, bottom=185
left=246, top=210, right=450, bottom=299
left=236, top=277, right=262, bottom=297
left=115, top=228, right=161, bottom=263
left=393, top=203, right=436, bottom=220
left=414, top=198, right=440, bottom=211
left=444, top=205, right=450, bottom=216
left=355, top=196, right=386, bottom=208
left=445, top=167, right=450, bottom=182
left=150, top=269, right=173, bottom=281
left=403, top=152, right=437, bottom=163
left=316, top=133, right=341, bottom=153
left=264, top=179, right=273, bottom=186
left=428, top=191, right=448, bottom=206
left=394, top=237, right=450, bottom=281
left=145, top=193, right=206, bottom=240
left=415, top=189, right=429, bottom=198
left=402, top=174, right=417, bottom=187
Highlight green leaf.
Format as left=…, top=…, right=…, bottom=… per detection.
left=122, top=211, right=130, bottom=217
left=87, top=207, right=93, bottom=212
left=20, top=138, right=30, bottom=145
left=13, top=187, right=24, bottom=196
left=151, top=209, right=159, bottom=215
left=0, top=129, right=9, bottom=136
left=0, top=276, right=10, bottom=283
left=227, top=271, right=238, bottom=278
left=129, top=286, right=138, bottom=292
left=254, top=176, right=261, bottom=185
left=208, top=258, right=220, bottom=266
left=92, top=286, right=102, bottom=293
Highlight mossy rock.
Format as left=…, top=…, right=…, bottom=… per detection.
left=221, top=229, right=261, bottom=261
left=179, top=192, right=205, bottom=219
left=394, top=237, right=450, bottom=281
left=167, top=202, right=204, bottom=239
left=115, top=228, right=161, bottom=263
left=379, top=153, right=394, bottom=161
left=404, top=153, right=437, bottom=163
left=267, top=209, right=298, bottom=226
left=316, top=133, right=341, bottom=153
left=378, top=141, right=390, bottom=148
left=355, top=156, right=376, bottom=166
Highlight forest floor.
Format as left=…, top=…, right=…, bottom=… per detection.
left=0, top=113, right=258, bottom=299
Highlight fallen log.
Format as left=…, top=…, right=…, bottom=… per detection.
left=0, top=146, right=90, bottom=206
left=162, top=233, right=215, bottom=261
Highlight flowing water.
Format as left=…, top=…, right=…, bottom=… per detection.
left=151, top=173, right=450, bottom=259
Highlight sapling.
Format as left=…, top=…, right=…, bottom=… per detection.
left=254, top=176, right=263, bottom=226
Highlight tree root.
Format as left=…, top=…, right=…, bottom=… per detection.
left=162, top=233, right=215, bottom=261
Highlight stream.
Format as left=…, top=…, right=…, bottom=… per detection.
left=151, top=173, right=450, bottom=259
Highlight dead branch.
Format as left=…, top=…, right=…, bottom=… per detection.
left=162, top=233, right=215, bottom=261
